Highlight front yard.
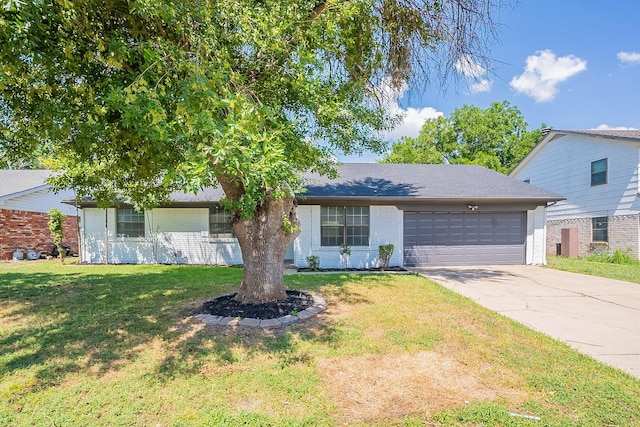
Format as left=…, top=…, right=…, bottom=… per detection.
left=1, top=261, right=639, bottom=426
left=546, top=255, right=640, bottom=284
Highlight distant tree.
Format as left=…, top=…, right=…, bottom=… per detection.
left=1, top=0, right=500, bottom=303
left=381, top=101, right=543, bottom=174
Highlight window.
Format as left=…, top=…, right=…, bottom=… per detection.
left=116, top=208, right=145, bottom=237
left=321, top=206, right=369, bottom=246
left=591, top=158, right=607, bottom=186
left=592, top=217, right=608, bottom=242
left=210, top=206, right=234, bottom=238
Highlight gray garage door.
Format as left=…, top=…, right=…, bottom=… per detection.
left=404, top=211, right=525, bottom=266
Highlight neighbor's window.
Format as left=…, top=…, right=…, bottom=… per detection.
left=116, top=208, right=145, bottom=237
left=210, top=206, right=234, bottom=238
left=321, top=206, right=369, bottom=246
left=591, top=158, right=608, bottom=186
left=592, top=217, right=608, bottom=242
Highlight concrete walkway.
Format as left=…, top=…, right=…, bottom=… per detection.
left=413, top=265, right=640, bottom=380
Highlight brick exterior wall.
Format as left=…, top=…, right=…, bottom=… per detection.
left=609, top=214, right=640, bottom=259
left=547, top=214, right=640, bottom=259
left=0, top=208, right=79, bottom=260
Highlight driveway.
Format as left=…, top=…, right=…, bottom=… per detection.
left=413, top=265, right=640, bottom=380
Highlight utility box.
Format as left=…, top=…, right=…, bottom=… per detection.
left=560, top=227, right=578, bottom=258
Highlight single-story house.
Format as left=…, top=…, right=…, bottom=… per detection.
left=0, top=170, right=79, bottom=260
left=510, top=129, right=640, bottom=259
left=70, top=163, right=563, bottom=268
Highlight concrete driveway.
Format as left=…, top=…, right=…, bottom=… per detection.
left=413, top=265, right=640, bottom=379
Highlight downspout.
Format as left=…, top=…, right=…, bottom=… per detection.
left=105, top=208, right=109, bottom=265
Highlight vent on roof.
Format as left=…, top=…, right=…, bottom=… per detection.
left=541, top=127, right=551, bottom=136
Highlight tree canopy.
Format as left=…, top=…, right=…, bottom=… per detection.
left=0, top=0, right=500, bottom=302
left=381, top=101, right=543, bottom=174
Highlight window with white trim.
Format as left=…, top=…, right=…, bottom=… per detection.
left=321, top=206, right=369, bottom=246
left=592, top=217, right=608, bottom=242
left=116, top=208, right=145, bottom=237
left=591, top=158, right=607, bottom=186
left=210, top=206, right=234, bottom=238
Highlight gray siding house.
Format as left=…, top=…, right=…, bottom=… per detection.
left=511, top=129, right=640, bottom=258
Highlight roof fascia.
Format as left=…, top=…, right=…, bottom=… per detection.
left=295, top=196, right=564, bottom=207
left=71, top=196, right=562, bottom=210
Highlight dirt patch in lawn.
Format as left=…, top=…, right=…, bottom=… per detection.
left=317, top=351, right=524, bottom=423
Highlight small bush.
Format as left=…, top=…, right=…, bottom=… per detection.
left=306, top=255, right=320, bottom=271
left=585, top=249, right=639, bottom=265
left=48, top=208, right=66, bottom=263
left=378, top=243, right=395, bottom=269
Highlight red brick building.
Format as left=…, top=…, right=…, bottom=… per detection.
left=0, top=170, right=79, bottom=260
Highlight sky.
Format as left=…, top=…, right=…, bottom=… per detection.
left=341, top=0, right=640, bottom=162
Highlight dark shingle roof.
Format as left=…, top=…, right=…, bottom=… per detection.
left=562, top=129, right=640, bottom=140
left=164, top=163, right=562, bottom=204
left=301, top=163, right=562, bottom=202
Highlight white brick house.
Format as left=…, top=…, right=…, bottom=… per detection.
left=73, top=164, right=562, bottom=267
left=510, top=129, right=640, bottom=259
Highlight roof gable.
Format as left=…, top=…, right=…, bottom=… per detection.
left=511, top=129, right=640, bottom=176
left=0, top=170, right=52, bottom=200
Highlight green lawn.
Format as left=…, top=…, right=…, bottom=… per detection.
left=1, top=261, right=639, bottom=426
left=546, top=256, right=640, bottom=284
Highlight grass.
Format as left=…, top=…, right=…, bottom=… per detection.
left=546, top=256, right=640, bottom=284
left=1, top=260, right=639, bottom=426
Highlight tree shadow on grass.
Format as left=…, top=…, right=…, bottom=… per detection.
left=1, top=265, right=391, bottom=395
left=0, top=266, right=241, bottom=389
left=151, top=274, right=374, bottom=382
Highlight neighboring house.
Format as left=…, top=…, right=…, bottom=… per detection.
left=511, top=129, right=640, bottom=259
left=0, top=170, right=79, bottom=260
left=71, top=164, right=562, bottom=268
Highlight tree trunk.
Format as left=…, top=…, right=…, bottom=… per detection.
left=231, top=195, right=300, bottom=304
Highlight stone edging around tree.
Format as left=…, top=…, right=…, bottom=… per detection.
left=193, top=292, right=327, bottom=328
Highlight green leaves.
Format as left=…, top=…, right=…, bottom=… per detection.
left=1, top=0, right=499, bottom=218
left=382, top=101, right=542, bottom=174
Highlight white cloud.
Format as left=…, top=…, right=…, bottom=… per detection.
left=454, top=55, right=493, bottom=94
left=455, top=54, right=486, bottom=78
left=594, top=124, right=639, bottom=130
left=385, top=106, right=443, bottom=140
left=375, top=77, right=444, bottom=140
left=470, top=79, right=492, bottom=94
left=617, top=51, right=640, bottom=64
left=510, top=50, right=587, bottom=102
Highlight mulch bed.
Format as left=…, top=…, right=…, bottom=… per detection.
left=199, top=290, right=315, bottom=320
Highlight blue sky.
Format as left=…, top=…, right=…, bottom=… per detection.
left=343, top=0, right=640, bottom=162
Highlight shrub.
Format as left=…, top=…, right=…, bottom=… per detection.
left=48, top=208, right=66, bottom=264
left=378, top=244, right=394, bottom=269
left=585, top=249, right=639, bottom=265
left=306, top=255, right=320, bottom=271
left=339, top=244, right=351, bottom=268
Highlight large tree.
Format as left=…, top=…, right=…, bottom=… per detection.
left=381, top=101, right=543, bottom=174
left=0, top=0, right=498, bottom=303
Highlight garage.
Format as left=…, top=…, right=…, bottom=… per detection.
left=403, top=211, right=526, bottom=266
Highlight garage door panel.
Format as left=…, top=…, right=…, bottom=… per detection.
left=403, top=211, right=525, bottom=266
